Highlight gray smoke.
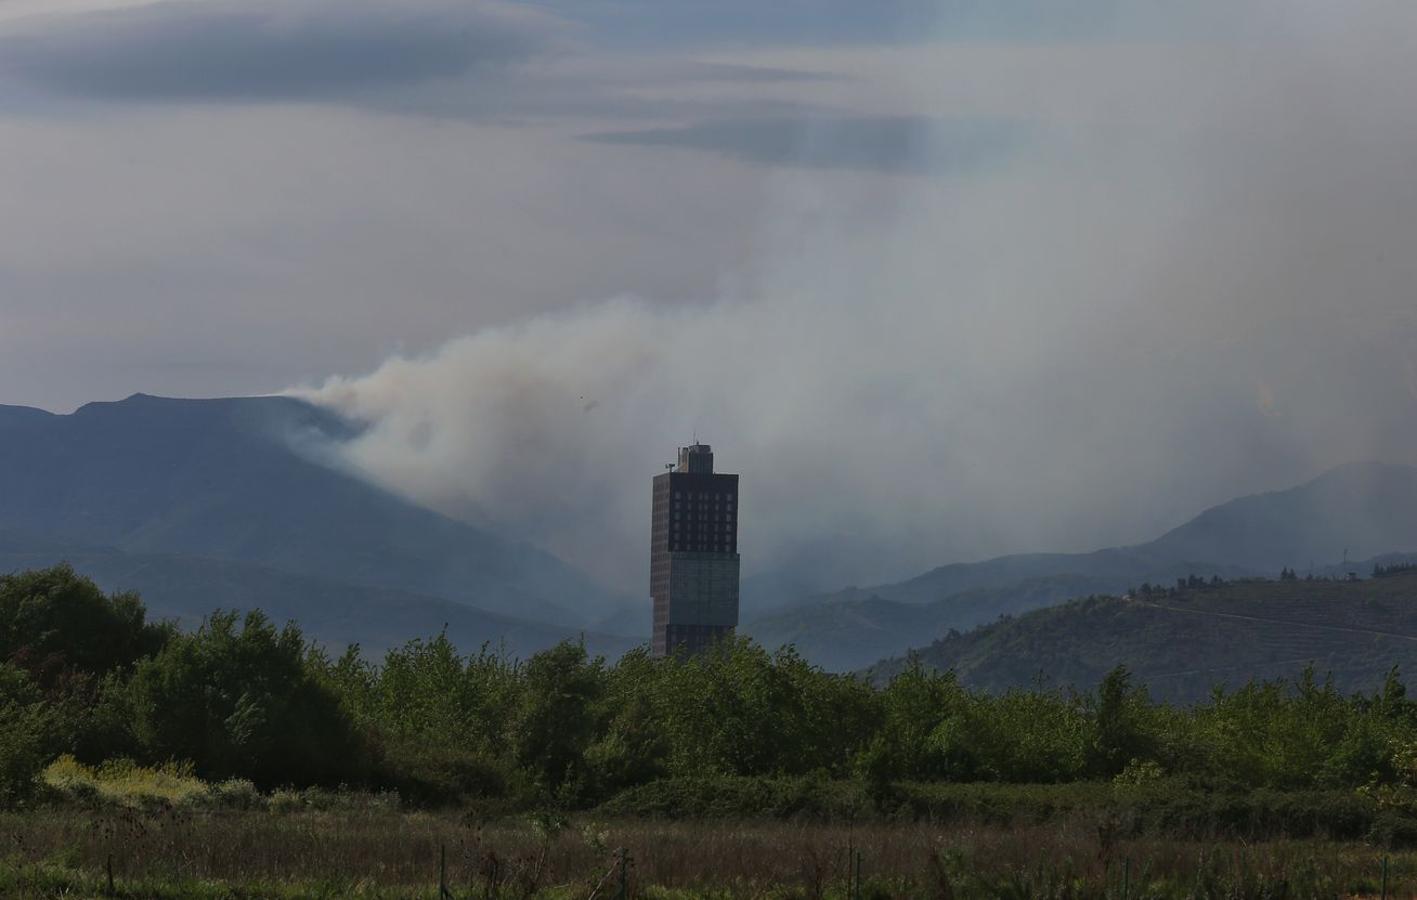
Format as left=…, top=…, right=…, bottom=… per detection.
left=299, top=1, right=1417, bottom=599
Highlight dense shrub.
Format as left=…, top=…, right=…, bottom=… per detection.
left=0, top=565, right=167, bottom=691
left=378, top=743, right=519, bottom=807
left=125, top=610, right=367, bottom=787
left=0, top=665, right=51, bottom=805
left=597, top=775, right=1388, bottom=842
left=42, top=755, right=209, bottom=809
left=510, top=641, right=604, bottom=799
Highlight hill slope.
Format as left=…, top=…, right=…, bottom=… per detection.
left=0, top=539, right=635, bottom=660
left=1145, top=462, right=1417, bottom=572
left=0, top=394, right=629, bottom=633
left=868, top=564, right=1417, bottom=703
left=745, top=574, right=1123, bottom=671
left=748, top=462, right=1417, bottom=671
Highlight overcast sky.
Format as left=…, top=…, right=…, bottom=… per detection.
left=2, top=0, right=1415, bottom=593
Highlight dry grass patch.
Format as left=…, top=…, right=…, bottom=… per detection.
left=2, top=809, right=1415, bottom=897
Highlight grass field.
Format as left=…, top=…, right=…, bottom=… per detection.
left=2, top=802, right=1413, bottom=898
left=6, top=766, right=1411, bottom=897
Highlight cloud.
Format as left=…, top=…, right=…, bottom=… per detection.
left=0, top=0, right=559, bottom=101
left=529, top=0, right=1152, bottom=48
left=296, top=5, right=1417, bottom=599
left=0, top=0, right=858, bottom=134
left=3, top=0, right=1416, bottom=603
left=584, top=115, right=1025, bottom=175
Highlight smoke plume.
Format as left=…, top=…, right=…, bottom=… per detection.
left=300, top=2, right=1417, bottom=602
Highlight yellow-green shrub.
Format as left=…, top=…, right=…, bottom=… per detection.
left=42, top=755, right=210, bottom=808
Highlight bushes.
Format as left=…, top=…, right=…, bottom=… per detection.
left=377, top=742, right=519, bottom=808
left=15, top=563, right=1417, bottom=813
left=618, top=640, right=879, bottom=782
left=42, top=755, right=209, bottom=809
left=0, top=666, right=51, bottom=806
left=597, top=775, right=1395, bottom=843
left=125, top=610, right=367, bottom=787
left=38, top=755, right=399, bottom=813
left=510, top=642, right=604, bottom=798
left=0, top=565, right=167, bottom=691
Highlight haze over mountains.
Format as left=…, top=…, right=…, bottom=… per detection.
left=746, top=463, right=1417, bottom=670
left=3, top=392, right=1417, bottom=677
left=0, top=393, right=634, bottom=657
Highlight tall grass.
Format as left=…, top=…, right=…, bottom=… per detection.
left=0, top=806, right=1411, bottom=898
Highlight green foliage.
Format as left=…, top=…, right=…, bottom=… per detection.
left=14, top=564, right=1417, bottom=815
left=856, top=658, right=961, bottom=791
left=645, top=639, right=877, bottom=779
left=125, top=610, right=365, bottom=786
left=511, top=641, right=604, bottom=799
left=933, top=686, right=1092, bottom=783
left=1187, top=665, right=1413, bottom=789
left=584, top=649, right=671, bottom=796
left=0, top=564, right=168, bottom=691
left=306, top=634, right=525, bottom=804
left=0, top=665, right=51, bottom=805
left=1088, top=666, right=1156, bottom=777
left=42, top=754, right=209, bottom=808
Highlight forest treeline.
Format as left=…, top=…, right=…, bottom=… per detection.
left=7, top=564, right=1417, bottom=811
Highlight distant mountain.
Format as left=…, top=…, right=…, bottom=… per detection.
left=0, top=535, right=636, bottom=660
left=0, top=394, right=633, bottom=644
left=748, top=462, right=1417, bottom=671
left=746, top=574, right=1121, bottom=671
left=1145, top=462, right=1417, bottom=573
left=866, top=560, right=1417, bottom=703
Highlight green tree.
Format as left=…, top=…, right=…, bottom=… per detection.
left=932, top=688, right=1091, bottom=783
left=0, top=664, right=53, bottom=805
left=126, top=610, right=364, bottom=786
left=857, top=658, right=962, bottom=782
left=585, top=648, right=670, bottom=798
left=510, top=641, right=605, bottom=800
left=1089, top=665, right=1156, bottom=777
left=0, top=564, right=167, bottom=691
left=310, top=635, right=524, bottom=802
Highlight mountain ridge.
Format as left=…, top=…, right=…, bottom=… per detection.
left=865, top=559, right=1417, bottom=703
left=0, top=393, right=632, bottom=637
left=0, top=539, right=636, bottom=660
left=748, top=461, right=1417, bottom=670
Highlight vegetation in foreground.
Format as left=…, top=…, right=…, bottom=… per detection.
left=3, top=803, right=1416, bottom=898
left=10, top=565, right=1417, bottom=807
left=9, top=564, right=1417, bottom=893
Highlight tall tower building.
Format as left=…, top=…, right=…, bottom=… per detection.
left=650, top=443, right=740, bottom=656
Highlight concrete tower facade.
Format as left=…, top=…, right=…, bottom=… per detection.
left=650, top=443, right=740, bottom=656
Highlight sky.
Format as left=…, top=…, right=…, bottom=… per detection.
left=2, top=0, right=1416, bottom=595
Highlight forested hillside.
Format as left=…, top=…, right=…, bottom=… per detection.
left=746, top=574, right=1117, bottom=671
left=750, top=462, right=1417, bottom=670
left=870, top=566, right=1417, bottom=702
